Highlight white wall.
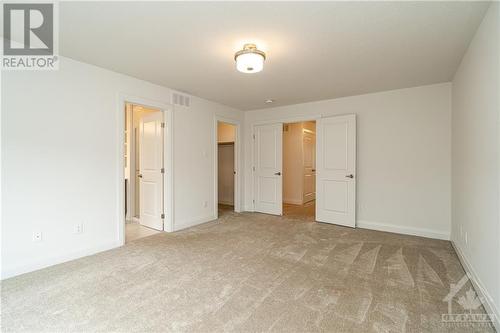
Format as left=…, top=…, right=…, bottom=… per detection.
left=1, top=56, right=243, bottom=279
left=451, top=3, right=499, bottom=327
left=244, top=83, right=452, bottom=239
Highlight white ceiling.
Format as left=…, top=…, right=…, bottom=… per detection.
left=60, top=1, right=489, bottom=110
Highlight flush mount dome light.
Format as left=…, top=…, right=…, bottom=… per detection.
left=234, top=43, right=266, bottom=73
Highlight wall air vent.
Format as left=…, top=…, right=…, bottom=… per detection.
left=172, top=93, right=190, bottom=107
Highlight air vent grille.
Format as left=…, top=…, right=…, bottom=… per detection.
left=173, top=93, right=190, bottom=107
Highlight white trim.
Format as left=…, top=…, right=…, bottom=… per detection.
left=117, top=94, right=174, bottom=246
left=451, top=242, right=500, bottom=332
left=174, top=215, right=217, bottom=232
left=250, top=112, right=359, bottom=217
left=214, top=116, right=242, bottom=218
left=1, top=240, right=119, bottom=280
left=163, top=107, right=175, bottom=232
left=244, top=204, right=255, bottom=211
left=357, top=220, right=450, bottom=240
left=251, top=114, right=322, bottom=126
left=251, top=116, right=319, bottom=215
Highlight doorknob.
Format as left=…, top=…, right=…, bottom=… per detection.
left=345, top=174, right=354, bottom=178
left=138, top=174, right=143, bottom=178
left=274, top=172, right=281, bottom=176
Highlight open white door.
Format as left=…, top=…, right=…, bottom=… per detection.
left=303, top=130, right=316, bottom=203
left=139, top=112, right=164, bottom=231
left=254, top=123, right=283, bottom=215
left=316, top=114, right=356, bottom=227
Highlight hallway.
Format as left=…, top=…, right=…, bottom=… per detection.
left=283, top=201, right=315, bottom=221
left=125, top=222, right=160, bottom=243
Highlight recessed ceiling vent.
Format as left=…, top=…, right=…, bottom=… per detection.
left=172, top=93, right=190, bottom=107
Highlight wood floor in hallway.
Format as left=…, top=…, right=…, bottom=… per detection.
left=125, top=221, right=161, bottom=243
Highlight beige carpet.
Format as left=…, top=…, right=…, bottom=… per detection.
left=1, top=210, right=495, bottom=332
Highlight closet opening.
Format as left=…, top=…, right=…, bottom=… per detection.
left=216, top=121, right=237, bottom=217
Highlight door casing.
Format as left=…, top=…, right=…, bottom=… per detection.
left=250, top=114, right=356, bottom=227
left=213, top=116, right=242, bottom=217
left=118, top=94, right=174, bottom=245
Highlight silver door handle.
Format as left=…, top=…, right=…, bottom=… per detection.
left=345, top=174, right=354, bottom=178
left=274, top=172, right=281, bottom=176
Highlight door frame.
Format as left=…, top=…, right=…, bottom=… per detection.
left=250, top=115, right=321, bottom=212
left=117, top=93, right=174, bottom=246
left=213, top=115, right=242, bottom=216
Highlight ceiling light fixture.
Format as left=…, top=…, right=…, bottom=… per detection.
left=234, top=43, right=266, bottom=73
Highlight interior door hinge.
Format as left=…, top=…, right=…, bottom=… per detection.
left=161, top=122, right=165, bottom=128
left=252, top=199, right=255, bottom=204
left=252, top=166, right=255, bottom=172
left=161, top=168, right=165, bottom=173
left=253, top=134, right=255, bottom=140
left=161, top=213, right=165, bottom=219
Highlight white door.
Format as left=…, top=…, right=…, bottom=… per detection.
left=316, top=115, right=356, bottom=227
left=254, top=123, right=283, bottom=215
left=139, top=112, right=164, bottom=231
left=303, top=130, right=316, bottom=203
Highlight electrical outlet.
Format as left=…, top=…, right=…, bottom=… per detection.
left=75, top=223, right=84, bottom=234
left=33, top=231, right=42, bottom=242
left=203, top=201, right=208, bottom=208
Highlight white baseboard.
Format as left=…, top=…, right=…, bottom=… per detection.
left=357, top=220, right=450, bottom=240
left=451, top=241, right=500, bottom=332
left=244, top=204, right=255, bottom=212
left=173, top=214, right=217, bottom=232
left=1, top=240, right=120, bottom=280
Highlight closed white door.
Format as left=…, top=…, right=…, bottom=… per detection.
left=316, top=115, right=356, bottom=227
left=254, top=123, right=283, bottom=215
left=303, top=131, right=316, bottom=203
left=139, top=112, right=164, bottom=231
